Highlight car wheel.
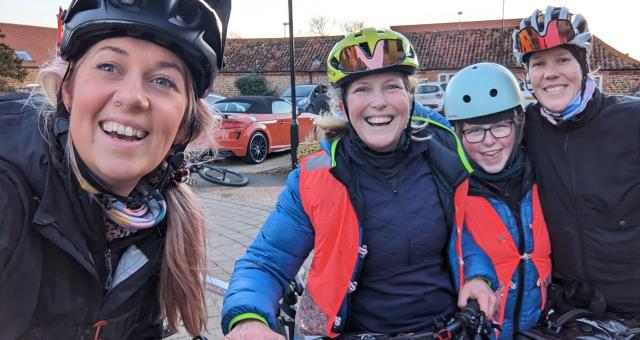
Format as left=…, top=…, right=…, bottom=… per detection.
left=306, top=104, right=315, bottom=114
left=245, top=132, right=268, bottom=164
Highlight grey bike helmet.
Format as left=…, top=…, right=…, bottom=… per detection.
left=512, top=6, right=592, bottom=66
left=60, top=0, right=231, bottom=98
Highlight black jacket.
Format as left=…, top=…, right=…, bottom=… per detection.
left=524, top=89, right=640, bottom=317
left=0, top=93, right=165, bottom=339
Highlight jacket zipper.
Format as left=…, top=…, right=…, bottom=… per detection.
left=512, top=199, right=525, bottom=335
left=104, top=248, right=113, bottom=291
left=45, top=221, right=97, bottom=276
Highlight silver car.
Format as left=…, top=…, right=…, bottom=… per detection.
left=518, top=80, right=537, bottom=108
left=415, top=81, right=447, bottom=112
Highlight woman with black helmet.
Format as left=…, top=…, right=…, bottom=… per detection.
left=0, top=0, right=230, bottom=338
left=221, top=27, right=491, bottom=339
left=513, top=5, right=640, bottom=337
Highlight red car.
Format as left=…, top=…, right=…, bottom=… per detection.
left=212, top=96, right=317, bottom=163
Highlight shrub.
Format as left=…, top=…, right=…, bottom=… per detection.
left=234, top=73, right=277, bottom=96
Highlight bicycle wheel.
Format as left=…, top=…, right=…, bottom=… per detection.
left=198, top=164, right=249, bottom=187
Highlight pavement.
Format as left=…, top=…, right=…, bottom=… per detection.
left=168, top=151, right=292, bottom=340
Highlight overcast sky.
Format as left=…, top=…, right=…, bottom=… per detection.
left=1, top=0, right=638, bottom=60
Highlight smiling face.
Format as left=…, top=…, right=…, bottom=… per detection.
left=62, top=37, right=189, bottom=196
left=461, top=120, right=516, bottom=174
left=343, top=72, right=411, bottom=153
left=527, top=46, right=583, bottom=113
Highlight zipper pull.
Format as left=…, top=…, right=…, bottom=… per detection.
left=104, top=248, right=113, bottom=290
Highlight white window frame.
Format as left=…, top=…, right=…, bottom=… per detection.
left=14, top=50, right=33, bottom=62
left=438, top=73, right=455, bottom=83
left=592, top=74, right=603, bottom=91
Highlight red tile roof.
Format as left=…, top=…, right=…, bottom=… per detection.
left=222, top=36, right=337, bottom=73
left=391, top=19, right=522, bottom=32
left=0, top=23, right=57, bottom=68
left=2, top=21, right=637, bottom=75
left=222, top=27, right=640, bottom=73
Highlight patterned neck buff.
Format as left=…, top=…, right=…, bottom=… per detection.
left=540, top=76, right=597, bottom=125
left=76, top=173, right=167, bottom=230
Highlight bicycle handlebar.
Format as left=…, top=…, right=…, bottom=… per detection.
left=333, top=300, right=494, bottom=340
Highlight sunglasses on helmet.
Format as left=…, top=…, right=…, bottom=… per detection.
left=333, top=38, right=409, bottom=74
left=516, top=19, right=576, bottom=55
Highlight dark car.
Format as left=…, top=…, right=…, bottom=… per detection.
left=212, top=96, right=316, bottom=164
left=281, top=84, right=329, bottom=114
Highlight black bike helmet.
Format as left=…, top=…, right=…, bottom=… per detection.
left=59, top=0, right=231, bottom=98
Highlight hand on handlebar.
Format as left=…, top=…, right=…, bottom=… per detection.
left=458, top=278, right=498, bottom=319
left=224, top=319, right=285, bottom=340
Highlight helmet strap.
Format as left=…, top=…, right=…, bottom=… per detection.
left=340, top=91, right=351, bottom=124
left=401, top=99, right=415, bottom=152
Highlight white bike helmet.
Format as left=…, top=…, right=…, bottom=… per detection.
left=512, top=6, right=592, bottom=66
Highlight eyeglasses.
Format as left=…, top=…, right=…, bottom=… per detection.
left=462, top=121, right=514, bottom=144
left=516, top=19, right=576, bottom=55
left=333, top=38, right=408, bottom=74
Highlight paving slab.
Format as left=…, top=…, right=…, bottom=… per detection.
left=167, top=153, right=290, bottom=340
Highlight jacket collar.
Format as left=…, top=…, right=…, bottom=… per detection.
left=32, top=118, right=104, bottom=280
left=537, top=88, right=604, bottom=131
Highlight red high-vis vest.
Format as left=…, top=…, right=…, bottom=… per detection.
left=460, top=185, right=551, bottom=327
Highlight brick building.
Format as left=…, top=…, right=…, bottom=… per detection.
left=0, top=23, right=57, bottom=91
left=219, top=20, right=640, bottom=97
left=2, top=21, right=639, bottom=97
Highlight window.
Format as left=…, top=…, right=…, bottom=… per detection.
left=272, top=100, right=293, bottom=114
left=213, top=102, right=250, bottom=113
left=417, top=85, right=440, bottom=94
left=592, top=74, right=603, bottom=91
left=14, top=50, right=33, bottom=62
left=438, top=73, right=455, bottom=83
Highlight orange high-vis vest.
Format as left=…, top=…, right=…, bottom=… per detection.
left=460, top=185, right=551, bottom=328
left=298, top=151, right=469, bottom=337
left=299, top=151, right=361, bottom=337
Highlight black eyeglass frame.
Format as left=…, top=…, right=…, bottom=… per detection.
left=461, top=121, right=515, bottom=144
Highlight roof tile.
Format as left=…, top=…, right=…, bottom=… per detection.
left=222, top=27, right=640, bottom=73
left=0, top=23, right=57, bottom=68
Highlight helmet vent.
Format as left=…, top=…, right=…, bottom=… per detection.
left=463, top=95, right=471, bottom=103
left=358, top=42, right=373, bottom=58
left=173, top=0, right=200, bottom=26
left=66, top=0, right=100, bottom=20
left=490, top=89, right=498, bottom=97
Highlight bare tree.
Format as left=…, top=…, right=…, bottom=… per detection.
left=227, top=31, right=243, bottom=39
left=308, top=16, right=334, bottom=36
left=340, top=20, right=365, bottom=34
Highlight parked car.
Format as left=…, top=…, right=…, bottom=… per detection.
left=212, top=96, right=316, bottom=164
left=281, top=84, right=329, bottom=114
left=518, top=80, right=537, bottom=107
left=204, top=93, right=225, bottom=106
left=415, top=81, right=447, bottom=112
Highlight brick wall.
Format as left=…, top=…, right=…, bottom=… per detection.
left=1, top=67, right=39, bottom=91
left=10, top=67, right=639, bottom=97
left=599, top=70, right=640, bottom=96
left=415, top=69, right=639, bottom=96
left=213, top=72, right=328, bottom=97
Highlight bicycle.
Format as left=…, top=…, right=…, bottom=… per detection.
left=187, top=161, right=249, bottom=187
left=274, top=274, right=495, bottom=340
left=201, top=270, right=305, bottom=340
left=325, top=300, right=495, bottom=340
